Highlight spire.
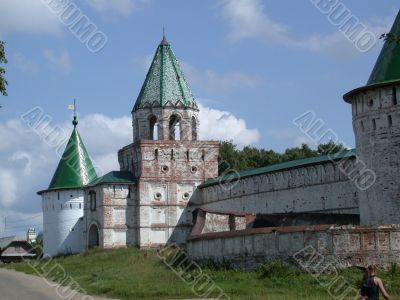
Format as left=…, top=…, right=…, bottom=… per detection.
left=133, top=37, right=197, bottom=111
left=367, top=10, right=400, bottom=85
left=72, top=99, right=78, bottom=127
left=45, top=124, right=97, bottom=191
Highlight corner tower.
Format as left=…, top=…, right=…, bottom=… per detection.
left=118, top=36, right=219, bottom=247
left=38, top=115, right=97, bottom=256
left=344, top=11, right=400, bottom=225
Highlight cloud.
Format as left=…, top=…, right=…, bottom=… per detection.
left=0, top=0, right=61, bottom=36
left=43, top=49, right=72, bottom=74
left=267, top=127, right=317, bottom=149
left=12, top=53, right=38, bottom=74
left=198, top=103, right=260, bottom=147
left=181, top=62, right=263, bottom=94
left=85, top=0, right=150, bottom=16
left=220, top=0, right=392, bottom=57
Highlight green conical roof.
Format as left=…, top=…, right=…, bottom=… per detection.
left=133, top=36, right=197, bottom=111
left=45, top=119, right=97, bottom=191
left=344, top=10, right=400, bottom=101
left=367, top=11, right=400, bottom=85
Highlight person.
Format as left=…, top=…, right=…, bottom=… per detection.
left=360, top=265, right=391, bottom=300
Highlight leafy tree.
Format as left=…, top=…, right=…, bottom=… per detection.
left=218, top=141, right=348, bottom=175
left=0, top=41, right=7, bottom=96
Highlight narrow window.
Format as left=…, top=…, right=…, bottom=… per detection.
left=186, top=150, right=190, bottom=161
left=393, top=87, right=397, bottom=105
left=79, top=203, right=82, bottom=209
left=155, top=149, right=158, bottom=160
left=169, top=115, right=181, bottom=140
left=372, top=118, right=376, bottom=130
left=70, top=203, right=72, bottom=209
left=113, top=185, right=116, bottom=196
left=57, top=192, right=60, bottom=200
left=201, top=150, right=205, bottom=161
left=388, top=115, right=393, bottom=127
left=361, top=121, right=365, bottom=132
left=171, top=149, right=174, bottom=160
left=191, top=117, right=197, bottom=141
left=89, top=191, right=96, bottom=211
left=149, top=115, right=158, bottom=140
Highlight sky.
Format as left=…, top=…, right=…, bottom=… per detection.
left=0, top=0, right=398, bottom=237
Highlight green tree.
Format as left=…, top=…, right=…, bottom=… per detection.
left=218, top=141, right=347, bottom=175
left=0, top=40, right=8, bottom=96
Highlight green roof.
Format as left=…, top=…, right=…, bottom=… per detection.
left=344, top=11, right=400, bottom=101
left=367, top=11, right=400, bottom=86
left=199, top=149, right=356, bottom=188
left=88, top=171, right=136, bottom=186
left=41, top=120, right=97, bottom=193
left=133, top=36, right=197, bottom=111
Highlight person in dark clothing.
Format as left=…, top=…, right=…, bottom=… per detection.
left=360, top=265, right=391, bottom=300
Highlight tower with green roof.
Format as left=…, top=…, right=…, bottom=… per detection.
left=343, top=10, right=400, bottom=225
left=115, top=35, right=219, bottom=247
left=38, top=115, right=97, bottom=256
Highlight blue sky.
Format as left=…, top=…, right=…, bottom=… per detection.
left=0, top=0, right=398, bottom=236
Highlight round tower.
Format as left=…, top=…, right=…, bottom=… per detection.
left=38, top=115, right=97, bottom=256
left=344, top=11, right=400, bottom=225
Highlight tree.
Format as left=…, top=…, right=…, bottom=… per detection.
left=0, top=40, right=8, bottom=96
left=218, top=141, right=347, bottom=175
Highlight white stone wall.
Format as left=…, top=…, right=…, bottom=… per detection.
left=200, top=159, right=359, bottom=216
left=350, top=85, right=400, bottom=224
left=42, top=189, right=84, bottom=257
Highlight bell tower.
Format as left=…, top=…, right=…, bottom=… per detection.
left=118, top=35, right=219, bottom=247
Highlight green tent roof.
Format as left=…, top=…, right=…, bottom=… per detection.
left=39, top=120, right=97, bottom=193
left=133, top=36, right=197, bottom=111
left=88, top=171, right=136, bottom=187
left=344, top=10, right=400, bottom=101
left=199, top=149, right=356, bottom=188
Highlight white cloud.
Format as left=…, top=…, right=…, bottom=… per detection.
left=12, top=53, right=38, bottom=74
left=0, top=0, right=61, bottom=36
left=85, top=0, right=150, bottom=16
left=220, top=0, right=392, bottom=57
left=267, top=127, right=317, bottom=149
left=43, top=49, right=72, bottom=74
left=198, top=103, right=260, bottom=147
left=181, top=62, right=263, bottom=93
left=0, top=169, right=17, bottom=208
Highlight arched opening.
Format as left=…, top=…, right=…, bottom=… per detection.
left=191, top=116, right=197, bottom=141
left=169, top=115, right=181, bottom=140
left=88, top=224, right=99, bottom=249
left=149, top=115, right=158, bottom=140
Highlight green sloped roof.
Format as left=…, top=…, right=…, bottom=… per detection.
left=133, top=36, right=197, bottom=111
left=344, top=11, right=400, bottom=101
left=88, top=171, right=136, bottom=186
left=45, top=121, right=97, bottom=191
left=367, top=11, right=400, bottom=86
left=199, top=149, right=356, bottom=188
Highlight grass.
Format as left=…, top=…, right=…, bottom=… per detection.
left=2, top=247, right=400, bottom=300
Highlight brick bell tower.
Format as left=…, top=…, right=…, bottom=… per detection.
left=118, top=35, right=219, bottom=247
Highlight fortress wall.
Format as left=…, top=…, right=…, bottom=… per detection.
left=200, top=158, right=359, bottom=216
left=187, top=225, right=400, bottom=271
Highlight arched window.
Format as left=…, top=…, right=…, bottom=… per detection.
left=169, top=115, right=181, bottom=140
left=191, top=116, right=197, bottom=141
left=388, top=115, right=393, bottom=127
left=88, top=224, right=99, bottom=249
left=149, top=115, right=158, bottom=140
left=372, top=118, right=377, bottom=130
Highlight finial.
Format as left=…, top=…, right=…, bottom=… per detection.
left=72, top=99, right=78, bottom=127
left=160, top=27, right=169, bottom=45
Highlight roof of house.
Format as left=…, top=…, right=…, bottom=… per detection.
left=0, top=236, right=17, bottom=250
left=199, top=149, right=356, bottom=188
left=1, top=240, right=36, bottom=257
left=133, top=35, right=197, bottom=111
left=344, top=10, right=400, bottom=101
left=38, top=117, right=97, bottom=194
left=87, top=171, right=136, bottom=187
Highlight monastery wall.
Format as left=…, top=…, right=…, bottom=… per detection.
left=200, top=157, right=359, bottom=216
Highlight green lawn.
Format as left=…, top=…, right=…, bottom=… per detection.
left=2, top=247, right=400, bottom=300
